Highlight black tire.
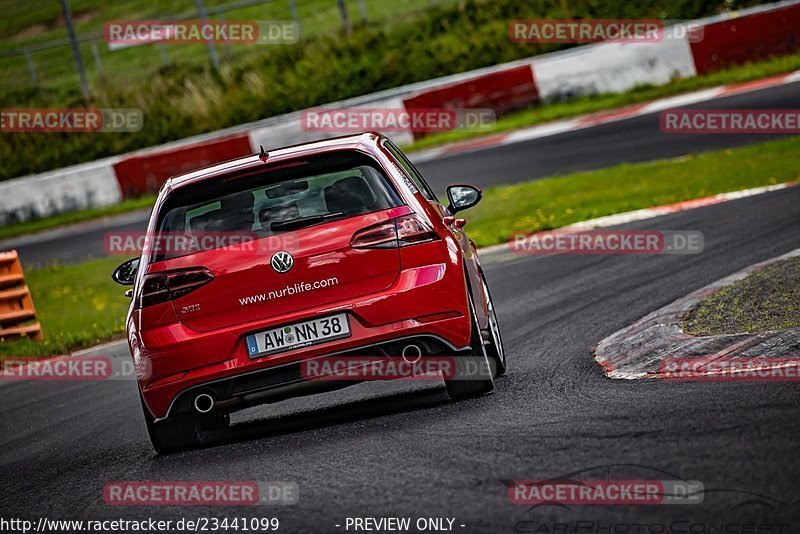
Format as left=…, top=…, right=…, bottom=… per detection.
left=444, top=288, right=495, bottom=400
left=140, top=394, right=202, bottom=454
left=481, top=271, right=507, bottom=377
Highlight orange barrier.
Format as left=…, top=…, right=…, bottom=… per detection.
left=0, top=250, right=42, bottom=341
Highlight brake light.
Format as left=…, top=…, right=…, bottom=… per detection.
left=351, top=214, right=438, bottom=249
left=139, top=274, right=170, bottom=308
left=396, top=213, right=437, bottom=245
left=167, top=269, right=214, bottom=299
left=350, top=221, right=397, bottom=248
left=136, top=267, right=214, bottom=308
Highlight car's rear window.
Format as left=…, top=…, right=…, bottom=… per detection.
left=151, top=151, right=403, bottom=262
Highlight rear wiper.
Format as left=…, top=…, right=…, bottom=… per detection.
left=270, top=212, right=347, bottom=231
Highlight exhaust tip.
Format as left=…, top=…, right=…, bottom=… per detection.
left=193, top=393, right=214, bottom=414
left=401, top=344, right=423, bottom=364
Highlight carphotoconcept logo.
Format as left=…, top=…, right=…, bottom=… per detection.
left=1, top=109, right=143, bottom=133
left=509, top=465, right=793, bottom=531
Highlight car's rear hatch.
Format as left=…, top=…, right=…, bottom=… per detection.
left=162, top=207, right=411, bottom=332
left=146, top=150, right=409, bottom=333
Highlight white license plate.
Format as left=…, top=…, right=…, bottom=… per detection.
left=246, top=313, right=350, bottom=358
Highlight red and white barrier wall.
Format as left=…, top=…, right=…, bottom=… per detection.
left=529, top=26, right=696, bottom=103
left=0, top=157, right=123, bottom=226
left=1, top=0, right=798, bottom=225
left=690, top=1, right=800, bottom=74
left=112, top=133, right=252, bottom=198
left=401, top=65, right=540, bottom=140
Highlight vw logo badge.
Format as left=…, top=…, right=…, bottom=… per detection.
left=270, top=251, right=294, bottom=273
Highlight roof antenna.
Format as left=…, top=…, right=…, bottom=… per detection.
left=259, top=145, right=269, bottom=162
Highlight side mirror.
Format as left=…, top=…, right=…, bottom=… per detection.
left=446, top=184, right=482, bottom=214
left=112, top=258, right=139, bottom=286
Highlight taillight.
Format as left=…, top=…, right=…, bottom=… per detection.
left=351, top=214, right=438, bottom=249
left=396, top=213, right=437, bottom=245
left=350, top=221, right=397, bottom=248
left=167, top=269, right=214, bottom=299
left=136, top=267, right=214, bottom=308
left=139, top=274, right=170, bottom=308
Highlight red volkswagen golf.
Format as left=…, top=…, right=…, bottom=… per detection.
left=113, top=132, right=506, bottom=453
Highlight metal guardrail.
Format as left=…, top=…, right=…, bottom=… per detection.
left=0, top=0, right=446, bottom=93
left=0, top=0, right=293, bottom=57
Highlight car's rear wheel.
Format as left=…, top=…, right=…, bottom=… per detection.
left=140, top=394, right=226, bottom=454
left=481, top=272, right=506, bottom=377
left=444, top=289, right=495, bottom=400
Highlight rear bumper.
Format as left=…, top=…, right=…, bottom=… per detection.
left=136, top=260, right=471, bottom=419
left=156, top=334, right=467, bottom=421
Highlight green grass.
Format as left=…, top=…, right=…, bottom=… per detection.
left=5, top=53, right=800, bottom=242
left=0, top=0, right=451, bottom=45
left=2, top=134, right=799, bottom=358
left=459, top=135, right=800, bottom=248
left=0, top=255, right=130, bottom=358
left=408, top=52, right=800, bottom=152
left=0, top=195, right=156, bottom=241
left=0, top=0, right=460, bottom=92
left=681, top=255, right=800, bottom=335
left=1, top=0, right=764, bottom=182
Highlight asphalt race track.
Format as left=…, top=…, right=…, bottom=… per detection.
left=5, top=80, right=800, bottom=268
left=418, top=79, right=800, bottom=192
left=1, top=184, right=799, bottom=531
